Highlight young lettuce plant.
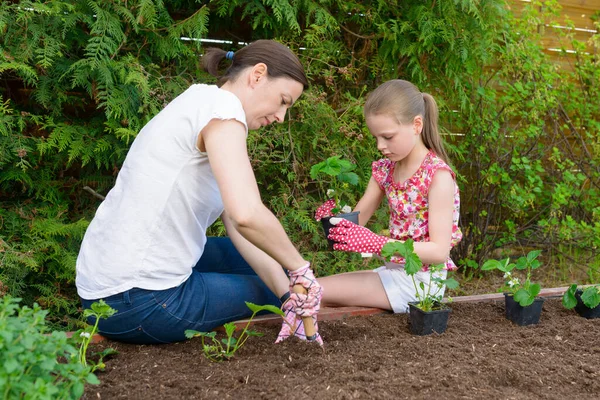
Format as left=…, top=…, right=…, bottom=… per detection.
left=563, top=284, right=600, bottom=310
left=185, top=302, right=284, bottom=362
left=381, top=239, right=459, bottom=312
left=481, top=250, right=543, bottom=307
left=76, top=300, right=118, bottom=372
left=310, top=155, right=359, bottom=214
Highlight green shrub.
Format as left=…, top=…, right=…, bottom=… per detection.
left=0, top=296, right=99, bottom=399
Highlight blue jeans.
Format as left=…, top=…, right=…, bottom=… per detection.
left=81, top=237, right=280, bottom=344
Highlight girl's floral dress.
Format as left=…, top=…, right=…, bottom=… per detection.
left=372, top=151, right=462, bottom=271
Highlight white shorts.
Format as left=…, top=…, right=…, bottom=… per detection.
left=374, top=262, right=447, bottom=313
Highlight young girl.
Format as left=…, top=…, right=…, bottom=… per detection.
left=316, top=79, right=462, bottom=313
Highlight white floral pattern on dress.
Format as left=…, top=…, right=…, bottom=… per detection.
left=372, top=151, right=462, bottom=271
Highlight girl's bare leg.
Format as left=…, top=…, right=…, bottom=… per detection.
left=318, top=271, right=392, bottom=310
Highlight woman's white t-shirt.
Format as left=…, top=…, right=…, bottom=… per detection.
left=76, top=84, right=247, bottom=300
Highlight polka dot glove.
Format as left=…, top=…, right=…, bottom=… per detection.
left=314, top=199, right=337, bottom=221
left=327, top=218, right=389, bottom=255
left=275, top=300, right=323, bottom=345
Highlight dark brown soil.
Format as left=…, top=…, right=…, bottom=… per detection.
left=83, top=298, right=600, bottom=400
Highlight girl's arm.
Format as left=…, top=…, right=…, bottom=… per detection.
left=353, top=176, right=385, bottom=226
left=412, top=169, right=455, bottom=265
left=201, top=118, right=307, bottom=272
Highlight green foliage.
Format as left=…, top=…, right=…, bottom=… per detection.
left=563, top=284, right=600, bottom=310
left=185, top=302, right=284, bottom=362
left=0, top=295, right=99, bottom=399
left=381, top=240, right=459, bottom=312
left=481, top=250, right=544, bottom=306
left=1, top=0, right=598, bottom=328
left=310, top=155, right=360, bottom=214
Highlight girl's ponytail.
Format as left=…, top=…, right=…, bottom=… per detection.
left=421, top=93, right=449, bottom=165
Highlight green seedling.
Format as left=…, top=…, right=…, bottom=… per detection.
left=481, top=250, right=543, bottom=307
left=381, top=239, right=459, bottom=312
left=76, top=300, right=118, bottom=372
left=563, top=284, right=600, bottom=310
left=185, top=302, right=284, bottom=362
left=310, top=155, right=359, bottom=214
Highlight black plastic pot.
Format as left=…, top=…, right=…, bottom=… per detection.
left=574, top=289, right=600, bottom=319
left=504, top=293, right=545, bottom=326
left=408, top=302, right=451, bottom=336
left=320, top=211, right=360, bottom=250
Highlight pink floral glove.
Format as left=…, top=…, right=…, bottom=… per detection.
left=275, top=300, right=323, bottom=345
left=286, top=263, right=322, bottom=317
left=275, top=263, right=323, bottom=345
left=314, top=199, right=336, bottom=221
left=327, top=218, right=389, bottom=254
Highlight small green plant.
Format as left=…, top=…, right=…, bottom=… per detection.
left=481, top=250, right=543, bottom=307
left=381, top=240, right=459, bottom=312
left=0, top=295, right=100, bottom=398
left=563, top=284, right=600, bottom=310
left=75, top=300, right=118, bottom=372
left=310, top=155, right=360, bottom=214
left=185, top=302, right=284, bottom=362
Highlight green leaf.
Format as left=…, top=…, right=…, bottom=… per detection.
left=185, top=330, right=215, bottom=339
left=562, top=284, right=578, bottom=309
left=86, top=373, right=101, bottom=385
left=529, top=283, right=541, bottom=298
left=442, top=278, right=460, bottom=290
left=581, top=287, right=600, bottom=309
left=481, top=259, right=501, bottom=271
left=221, top=337, right=237, bottom=346
left=224, top=322, right=236, bottom=338
left=514, top=288, right=534, bottom=307
left=245, top=302, right=285, bottom=316
left=526, top=250, right=542, bottom=262
left=245, top=330, right=264, bottom=337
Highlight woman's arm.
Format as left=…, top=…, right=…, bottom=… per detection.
left=412, top=169, right=455, bottom=265
left=201, top=118, right=307, bottom=271
left=353, top=176, right=385, bottom=226
left=221, top=211, right=289, bottom=297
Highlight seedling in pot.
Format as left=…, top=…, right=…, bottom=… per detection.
left=481, top=250, right=543, bottom=307
left=381, top=240, right=459, bottom=312
left=185, top=302, right=284, bottom=362
left=563, top=284, right=600, bottom=319
left=482, top=250, right=545, bottom=326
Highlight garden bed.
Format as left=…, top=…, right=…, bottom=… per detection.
left=83, top=298, right=599, bottom=399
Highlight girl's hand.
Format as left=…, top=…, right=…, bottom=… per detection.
left=314, top=199, right=337, bottom=221
left=328, top=218, right=389, bottom=254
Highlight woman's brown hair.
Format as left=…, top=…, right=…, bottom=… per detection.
left=363, top=79, right=450, bottom=165
left=202, top=40, right=308, bottom=89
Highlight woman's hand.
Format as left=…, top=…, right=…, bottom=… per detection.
left=327, top=218, right=389, bottom=254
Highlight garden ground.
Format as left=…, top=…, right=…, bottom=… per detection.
left=83, top=298, right=599, bottom=399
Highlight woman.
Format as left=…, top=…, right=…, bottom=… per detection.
left=76, top=40, right=322, bottom=344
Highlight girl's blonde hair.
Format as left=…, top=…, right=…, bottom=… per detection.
left=363, top=80, right=449, bottom=165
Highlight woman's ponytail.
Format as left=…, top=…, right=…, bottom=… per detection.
left=421, top=93, right=449, bottom=165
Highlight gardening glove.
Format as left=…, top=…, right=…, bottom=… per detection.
left=315, top=199, right=337, bottom=221
left=286, top=263, right=322, bottom=316
left=328, top=218, right=389, bottom=255
left=275, top=299, right=323, bottom=346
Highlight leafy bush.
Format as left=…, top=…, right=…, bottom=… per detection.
left=0, top=296, right=99, bottom=399
left=1, top=0, right=598, bottom=325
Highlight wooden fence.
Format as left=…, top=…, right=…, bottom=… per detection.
left=509, top=0, right=598, bottom=71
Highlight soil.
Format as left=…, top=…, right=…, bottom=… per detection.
left=83, top=298, right=600, bottom=400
